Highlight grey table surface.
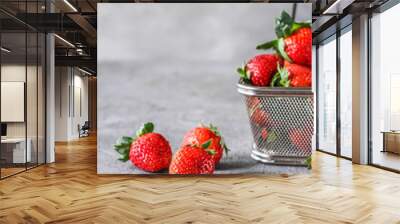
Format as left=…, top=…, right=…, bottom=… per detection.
left=97, top=3, right=311, bottom=175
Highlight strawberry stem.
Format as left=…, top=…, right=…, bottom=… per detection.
left=201, top=139, right=212, bottom=149
left=136, top=122, right=154, bottom=137
left=275, top=11, right=311, bottom=38
left=256, top=38, right=292, bottom=63
left=208, top=124, right=230, bottom=154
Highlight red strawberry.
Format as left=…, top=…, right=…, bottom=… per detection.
left=261, top=128, right=269, bottom=141
left=237, top=54, right=282, bottom=86
left=249, top=104, right=271, bottom=127
left=114, top=122, right=172, bottom=172
left=169, top=145, right=215, bottom=174
left=283, top=27, right=312, bottom=67
left=284, top=61, right=312, bottom=87
left=289, top=128, right=312, bottom=152
left=181, top=124, right=228, bottom=164
left=257, top=11, right=311, bottom=67
left=247, top=97, right=261, bottom=111
left=271, top=61, right=311, bottom=87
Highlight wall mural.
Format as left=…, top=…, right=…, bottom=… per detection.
left=97, top=3, right=312, bottom=175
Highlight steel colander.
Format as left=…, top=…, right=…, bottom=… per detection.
left=237, top=79, right=314, bottom=166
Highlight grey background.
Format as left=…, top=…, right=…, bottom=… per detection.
left=98, top=3, right=311, bottom=174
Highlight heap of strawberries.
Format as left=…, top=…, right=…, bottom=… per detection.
left=237, top=11, right=311, bottom=88
left=114, top=122, right=229, bottom=174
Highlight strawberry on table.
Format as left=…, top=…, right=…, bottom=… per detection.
left=169, top=143, right=216, bottom=175
left=114, top=122, right=172, bottom=172
left=181, top=124, right=228, bottom=165
left=237, top=54, right=282, bottom=86
left=256, top=11, right=311, bottom=67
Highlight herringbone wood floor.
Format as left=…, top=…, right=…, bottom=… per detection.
left=1, top=135, right=400, bottom=224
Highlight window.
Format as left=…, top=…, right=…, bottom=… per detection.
left=317, top=36, right=337, bottom=154
left=339, top=28, right=352, bottom=158
left=370, top=3, right=400, bottom=171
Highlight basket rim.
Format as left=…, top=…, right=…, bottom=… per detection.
left=237, top=79, right=313, bottom=96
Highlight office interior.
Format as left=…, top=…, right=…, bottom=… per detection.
left=0, top=0, right=399, bottom=176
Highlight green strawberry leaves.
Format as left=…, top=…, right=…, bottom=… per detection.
left=136, top=122, right=154, bottom=137
left=237, top=65, right=251, bottom=84
left=256, top=11, right=310, bottom=63
left=201, top=139, right=216, bottom=156
left=275, top=11, right=295, bottom=38
left=271, top=65, right=290, bottom=87
left=114, top=135, right=135, bottom=162
left=201, top=139, right=212, bottom=149
left=206, top=149, right=216, bottom=155
left=114, top=122, right=154, bottom=162
left=266, top=131, right=277, bottom=144
left=208, top=123, right=230, bottom=154
left=256, top=38, right=292, bottom=63
left=275, top=11, right=311, bottom=38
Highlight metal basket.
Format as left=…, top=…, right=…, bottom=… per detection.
left=237, top=79, right=314, bottom=166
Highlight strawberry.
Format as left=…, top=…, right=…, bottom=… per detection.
left=247, top=97, right=261, bottom=111
left=237, top=54, right=282, bottom=86
left=261, top=128, right=269, bottom=141
left=256, top=11, right=311, bottom=67
left=259, top=129, right=278, bottom=144
left=282, top=27, right=312, bottom=67
left=181, top=124, right=228, bottom=164
left=284, top=61, right=312, bottom=87
left=289, top=128, right=312, bottom=152
left=250, top=107, right=270, bottom=126
left=114, top=122, right=172, bottom=172
left=169, top=144, right=215, bottom=175
left=271, top=61, right=311, bottom=87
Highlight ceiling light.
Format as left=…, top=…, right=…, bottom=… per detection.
left=78, top=67, right=93, bottom=76
left=54, top=34, right=75, bottom=48
left=1, top=47, right=11, bottom=53
left=63, top=0, right=78, bottom=12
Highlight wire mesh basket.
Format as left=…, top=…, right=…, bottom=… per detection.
left=237, top=79, right=314, bottom=166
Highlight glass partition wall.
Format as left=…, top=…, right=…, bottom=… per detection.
left=316, top=26, right=353, bottom=159
left=370, top=3, right=400, bottom=171
left=317, top=35, right=337, bottom=155
left=0, top=3, right=46, bottom=179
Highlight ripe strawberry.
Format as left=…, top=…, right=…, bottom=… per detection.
left=289, top=128, right=312, bottom=152
left=250, top=107, right=270, bottom=126
left=270, top=61, right=311, bottom=87
left=283, top=27, right=312, bottom=67
left=261, top=128, right=269, bottom=141
left=247, top=97, right=261, bottom=111
left=237, top=54, right=282, bottom=86
left=256, top=11, right=311, bottom=67
left=169, top=145, right=215, bottom=175
left=284, top=61, right=312, bottom=87
left=181, top=124, right=228, bottom=164
left=114, top=122, right=172, bottom=172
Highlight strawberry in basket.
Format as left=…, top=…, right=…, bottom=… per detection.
left=289, top=128, right=312, bottom=152
left=270, top=61, right=312, bottom=87
left=237, top=54, right=282, bottom=87
left=256, top=11, right=311, bottom=67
